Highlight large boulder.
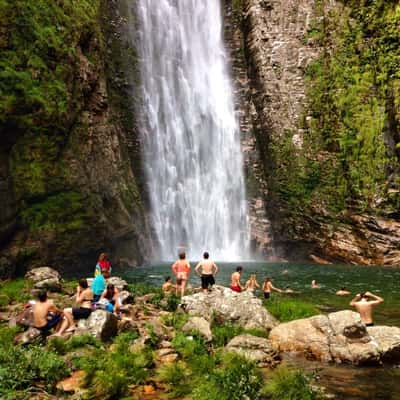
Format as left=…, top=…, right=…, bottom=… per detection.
left=75, top=310, right=118, bottom=341
left=25, top=267, right=61, bottom=292
left=107, top=276, right=128, bottom=291
left=14, top=327, right=42, bottom=345
left=182, top=316, right=212, bottom=342
left=269, top=310, right=400, bottom=365
left=226, top=334, right=281, bottom=367
left=180, top=286, right=278, bottom=330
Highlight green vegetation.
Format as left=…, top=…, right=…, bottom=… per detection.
left=264, top=296, right=319, bottom=322
left=0, top=278, right=32, bottom=307
left=0, top=326, right=69, bottom=398
left=263, top=365, right=323, bottom=400
left=268, top=0, right=400, bottom=224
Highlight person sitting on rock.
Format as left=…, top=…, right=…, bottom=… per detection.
left=244, top=274, right=260, bottom=292
left=162, top=276, right=175, bottom=295
left=92, top=269, right=109, bottom=302
left=100, top=283, right=121, bottom=314
left=54, top=278, right=94, bottom=336
left=94, top=252, right=111, bottom=277
left=350, top=291, right=384, bottom=327
left=336, top=287, right=351, bottom=296
left=230, top=266, right=243, bottom=292
left=32, top=291, right=63, bottom=334
left=262, top=277, right=283, bottom=299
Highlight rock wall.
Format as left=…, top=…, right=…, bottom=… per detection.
left=236, top=0, right=400, bottom=265
left=0, top=0, right=153, bottom=276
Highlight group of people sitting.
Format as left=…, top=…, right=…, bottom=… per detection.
left=30, top=253, right=121, bottom=336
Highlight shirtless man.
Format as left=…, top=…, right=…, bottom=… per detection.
left=230, top=266, right=243, bottom=292
left=171, top=252, right=191, bottom=297
left=262, top=277, right=283, bottom=299
left=33, top=291, right=63, bottom=333
left=350, top=291, right=384, bottom=326
left=162, top=276, right=175, bottom=295
left=195, top=252, right=218, bottom=293
left=336, top=287, right=351, bottom=296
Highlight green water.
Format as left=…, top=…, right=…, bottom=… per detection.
left=122, top=262, right=400, bottom=399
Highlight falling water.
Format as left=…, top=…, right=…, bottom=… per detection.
left=136, top=0, right=249, bottom=261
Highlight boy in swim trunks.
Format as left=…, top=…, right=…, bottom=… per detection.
left=32, top=291, right=63, bottom=333
left=172, top=252, right=191, bottom=296
left=195, top=251, right=218, bottom=293
left=350, top=291, right=383, bottom=326
left=230, top=266, right=243, bottom=292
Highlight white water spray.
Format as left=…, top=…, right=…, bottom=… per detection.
left=136, top=0, right=249, bottom=260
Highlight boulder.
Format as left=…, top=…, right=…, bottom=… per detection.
left=182, top=316, right=212, bottom=342
left=13, top=327, right=42, bottom=345
left=180, top=285, right=277, bottom=330
left=226, top=334, right=281, bottom=367
left=119, top=290, right=134, bottom=304
left=107, top=276, right=128, bottom=291
left=75, top=310, right=118, bottom=341
left=269, top=310, right=400, bottom=365
left=25, top=267, right=61, bottom=292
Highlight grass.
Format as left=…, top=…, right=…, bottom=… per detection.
left=263, top=365, right=323, bottom=400
left=264, top=296, right=319, bottom=322
left=0, top=279, right=33, bottom=307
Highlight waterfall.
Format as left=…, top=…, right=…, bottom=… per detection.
left=136, top=0, right=250, bottom=261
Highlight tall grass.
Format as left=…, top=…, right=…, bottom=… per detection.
left=263, top=365, right=323, bottom=400
left=264, top=296, right=319, bottom=322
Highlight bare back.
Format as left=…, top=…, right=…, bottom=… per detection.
left=353, top=301, right=377, bottom=324
left=195, top=259, right=217, bottom=275
left=33, top=301, right=55, bottom=328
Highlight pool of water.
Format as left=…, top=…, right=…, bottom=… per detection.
left=122, top=262, right=400, bottom=399
left=122, top=262, right=400, bottom=326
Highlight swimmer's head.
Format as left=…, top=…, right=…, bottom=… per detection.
left=236, top=266, right=243, bottom=273
left=203, top=252, right=209, bottom=259
left=165, top=276, right=171, bottom=282
left=179, top=252, right=186, bottom=260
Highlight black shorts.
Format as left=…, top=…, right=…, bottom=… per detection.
left=366, top=322, right=374, bottom=327
left=72, top=307, right=92, bottom=320
left=264, top=292, right=270, bottom=299
left=201, top=274, right=215, bottom=289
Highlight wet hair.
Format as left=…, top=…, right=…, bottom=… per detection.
left=79, top=278, right=88, bottom=289
left=106, top=283, right=115, bottom=294
left=38, top=291, right=47, bottom=302
left=179, top=252, right=186, bottom=260
left=236, top=266, right=243, bottom=272
left=203, top=252, right=209, bottom=259
left=360, top=292, right=368, bottom=299
left=165, top=276, right=171, bottom=282
left=341, top=287, right=346, bottom=291
left=264, top=277, right=271, bottom=283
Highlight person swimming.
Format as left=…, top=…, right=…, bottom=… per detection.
left=262, top=277, right=283, bottom=299
left=230, top=266, right=243, bottom=292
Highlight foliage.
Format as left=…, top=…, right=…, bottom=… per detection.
left=264, top=296, right=319, bottom=322
left=158, top=362, right=192, bottom=398
left=172, top=332, right=208, bottom=359
left=0, top=278, right=33, bottom=306
left=46, top=333, right=102, bottom=355
left=0, top=327, right=69, bottom=397
left=263, top=365, right=323, bottom=400
left=211, top=322, right=245, bottom=347
left=192, top=353, right=264, bottom=400
left=80, top=344, right=153, bottom=399
left=161, top=311, right=189, bottom=330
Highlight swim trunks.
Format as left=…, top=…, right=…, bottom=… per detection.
left=263, top=292, right=271, bottom=299
left=72, top=307, right=92, bottom=319
left=230, top=285, right=241, bottom=293
left=201, top=274, right=215, bottom=289
left=35, top=312, right=61, bottom=332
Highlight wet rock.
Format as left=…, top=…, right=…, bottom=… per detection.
left=75, top=310, right=118, bottom=341
left=269, top=310, right=400, bottom=365
left=25, top=267, right=61, bottom=292
left=226, top=334, right=281, bottom=367
left=14, top=327, right=42, bottom=345
left=56, top=370, right=86, bottom=393
left=181, top=285, right=277, bottom=330
left=182, top=316, right=212, bottom=342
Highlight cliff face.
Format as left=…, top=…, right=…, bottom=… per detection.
left=0, top=0, right=152, bottom=276
left=235, top=0, right=400, bottom=264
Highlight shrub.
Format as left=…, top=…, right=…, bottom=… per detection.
left=158, top=362, right=192, bottom=398
left=211, top=323, right=244, bottom=347
left=263, top=365, right=323, bottom=400
left=0, top=279, right=33, bottom=305
left=172, top=332, right=208, bottom=359
left=264, top=297, right=319, bottom=322
left=46, top=333, right=102, bottom=355
left=162, top=311, right=189, bottom=330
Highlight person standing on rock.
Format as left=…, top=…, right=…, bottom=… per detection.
left=172, top=252, right=191, bottom=297
left=244, top=274, right=260, bottom=292
left=262, top=277, right=283, bottom=299
left=95, top=253, right=111, bottom=276
left=230, top=266, right=243, bottom=292
left=350, top=291, right=384, bottom=326
left=195, top=251, right=218, bottom=293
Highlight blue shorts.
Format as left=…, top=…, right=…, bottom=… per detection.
left=36, top=313, right=61, bottom=332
